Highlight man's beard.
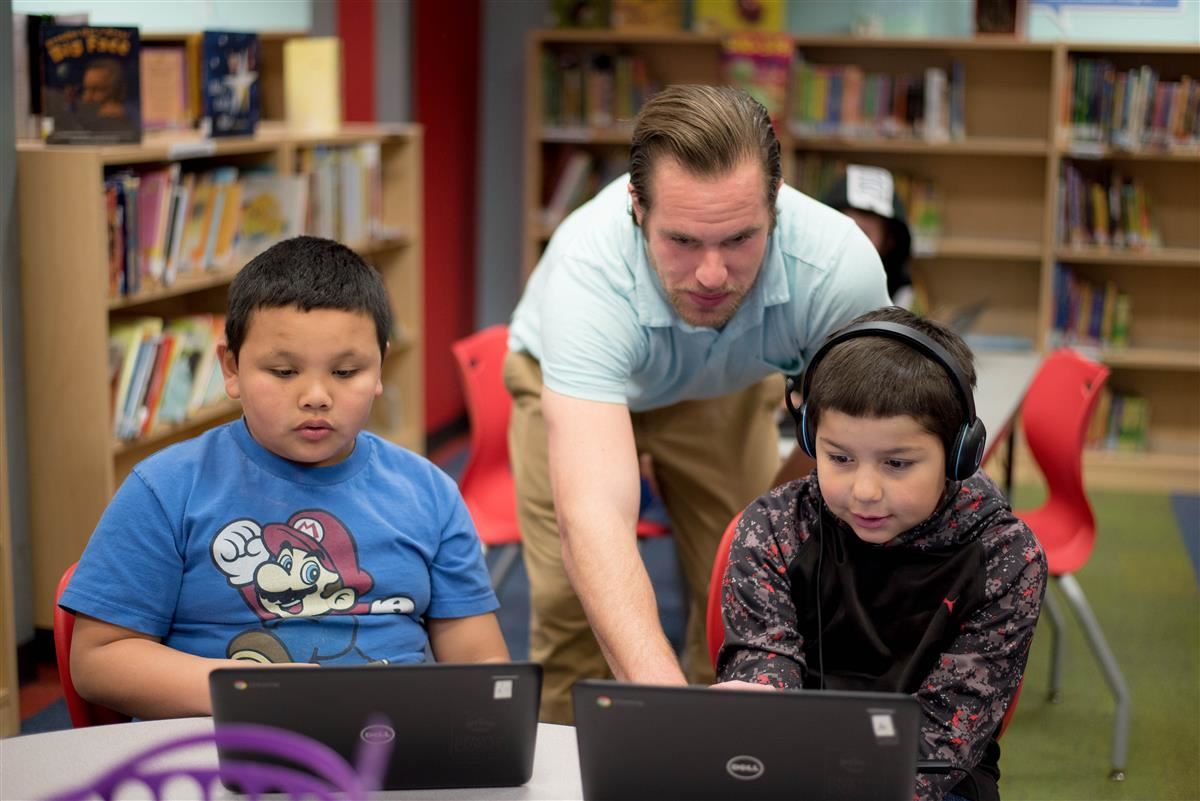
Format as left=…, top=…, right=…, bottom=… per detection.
left=665, top=286, right=748, bottom=329
left=644, top=244, right=755, bottom=329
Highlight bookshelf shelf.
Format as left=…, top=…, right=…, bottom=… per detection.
left=17, top=134, right=282, bottom=166
left=1092, top=347, right=1200, bottom=371
left=791, top=35, right=1057, bottom=53
left=17, top=125, right=424, bottom=628
left=1083, top=447, right=1200, bottom=492
left=790, top=134, right=1050, bottom=156
left=112, top=397, right=242, bottom=456
left=351, top=233, right=414, bottom=255
left=1059, top=143, right=1200, bottom=162
left=916, top=237, right=1043, bottom=261
left=106, top=234, right=416, bottom=311
left=541, top=126, right=634, bottom=144
left=1054, top=246, right=1200, bottom=267
left=537, top=29, right=723, bottom=45
left=262, top=121, right=423, bottom=148
left=108, top=267, right=242, bottom=310
left=1067, top=41, right=1200, bottom=55
left=1086, top=447, right=1199, bottom=471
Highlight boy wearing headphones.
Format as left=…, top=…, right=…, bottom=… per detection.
left=715, top=306, right=1046, bottom=801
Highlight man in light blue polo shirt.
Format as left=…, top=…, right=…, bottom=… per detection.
left=505, top=85, right=889, bottom=723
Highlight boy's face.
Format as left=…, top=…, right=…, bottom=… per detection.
left=815, top=409, right=946, bottom=545
left=219, top=306, right=383, bottom=467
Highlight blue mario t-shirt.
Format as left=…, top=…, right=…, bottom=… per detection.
left=60, top=420, right=498, bottom=664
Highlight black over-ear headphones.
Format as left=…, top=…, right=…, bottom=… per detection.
left=785, top=321, right=987, bottom=482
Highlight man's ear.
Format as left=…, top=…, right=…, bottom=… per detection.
left=218, top=341, right=241, bottom=400
left=628, top=182, right=645, bottom=227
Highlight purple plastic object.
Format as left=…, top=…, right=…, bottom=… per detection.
left=43, top=721, right=392, bottom=801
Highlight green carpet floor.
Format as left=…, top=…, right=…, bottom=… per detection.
left=999, top=485, right=1200, bottom=801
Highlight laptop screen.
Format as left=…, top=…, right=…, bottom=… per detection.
left=573, top=680, right=920, bottom=801
left=210, top=662, right=542, bottom=791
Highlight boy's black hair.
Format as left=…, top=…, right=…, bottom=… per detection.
left=806, top=306, right=976, bottom=454
left=225, top=236, right=392, bottom=360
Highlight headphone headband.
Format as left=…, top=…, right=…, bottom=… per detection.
left=799, top=320, right=977, bottom=423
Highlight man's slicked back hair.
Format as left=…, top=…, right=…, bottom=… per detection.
left=806, top=306, right=977, bottom=452
left=225, top=236, right=392, bottom=360
left=629, top=84, right=782, bottom=225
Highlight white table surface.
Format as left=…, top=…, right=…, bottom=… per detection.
left=973, top=350, right=1042, bottom=462
left=0, top=719, right=583, bottom=801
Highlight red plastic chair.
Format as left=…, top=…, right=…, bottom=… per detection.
left=451, top=325, right=669, bottom=589
left=452, top=326, right=523, bottom=588
left=1012, top=348, right=1128, bottom=780
left=54, top=562, right=131, bottom=727
left=705, top=510, right=1023, bottom=739
left=705, top=512, right=742, bottom=670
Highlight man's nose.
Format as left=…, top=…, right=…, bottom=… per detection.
left=695, top=248, right=727, bottom=289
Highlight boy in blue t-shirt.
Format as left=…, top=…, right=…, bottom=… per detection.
left=62, top=236, right=508, bottom=719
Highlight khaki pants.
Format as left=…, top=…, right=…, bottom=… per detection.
left=504, top=351, right=782, bottom=723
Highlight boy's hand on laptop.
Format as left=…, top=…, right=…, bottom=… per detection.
left=711, top=680, right=779, bottom=692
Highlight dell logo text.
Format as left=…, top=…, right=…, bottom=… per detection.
left=726, top=755, right=765, bottom=781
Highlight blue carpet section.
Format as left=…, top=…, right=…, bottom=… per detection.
left=21, top=699, right=71, bottom=734
left=1170, top=493, right=1200, bottom=585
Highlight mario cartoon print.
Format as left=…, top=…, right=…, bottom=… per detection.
left=212, top=509, right=414, bottom=664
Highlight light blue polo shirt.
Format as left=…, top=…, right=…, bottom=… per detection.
left=509, top=174, right=889, bottom=412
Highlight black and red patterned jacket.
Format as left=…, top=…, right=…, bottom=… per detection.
left=716, top=471, right=1046, bottom=801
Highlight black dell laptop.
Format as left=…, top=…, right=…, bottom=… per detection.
left=573, top=680, right=920, bottom=801
left=210, top=662, right=541, bottom=791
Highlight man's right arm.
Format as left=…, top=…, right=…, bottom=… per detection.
left=541, top=386, right=687, bottom=686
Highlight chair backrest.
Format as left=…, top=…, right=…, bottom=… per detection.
left=706, top=512, right=743, bottom=670
left=451, top=325, right=521, bottom=548
left=54, top=562, right=130, bottom=727
left=1020, top=349, right=1110, bottom=574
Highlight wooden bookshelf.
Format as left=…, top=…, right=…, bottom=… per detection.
left=1058, top=142, right=1200, bottom=162
left=524, top=32, right=1199, bottom=492
left=917, top=237, right=1043, bottom=261
left=0, top=311, right=19, bottom=737
left=1056, top=43, right=1200, bottom=492
left=17, top=124, right=424, bottom=629
left=1054, top=245, right=1200, bottom=267
left=790, top=134, right=1050, bottom=156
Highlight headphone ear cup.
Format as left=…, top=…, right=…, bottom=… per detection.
left=948, top=418, right=987, bottom=481
left=798, top=403, right=817, bottom=459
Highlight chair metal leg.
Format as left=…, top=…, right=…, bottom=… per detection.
left=487, top=544, right=521, bottom=592
left=1042, top=586, right=1067, bottom=703
left=1057, top=573, right=1130, bottom=781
